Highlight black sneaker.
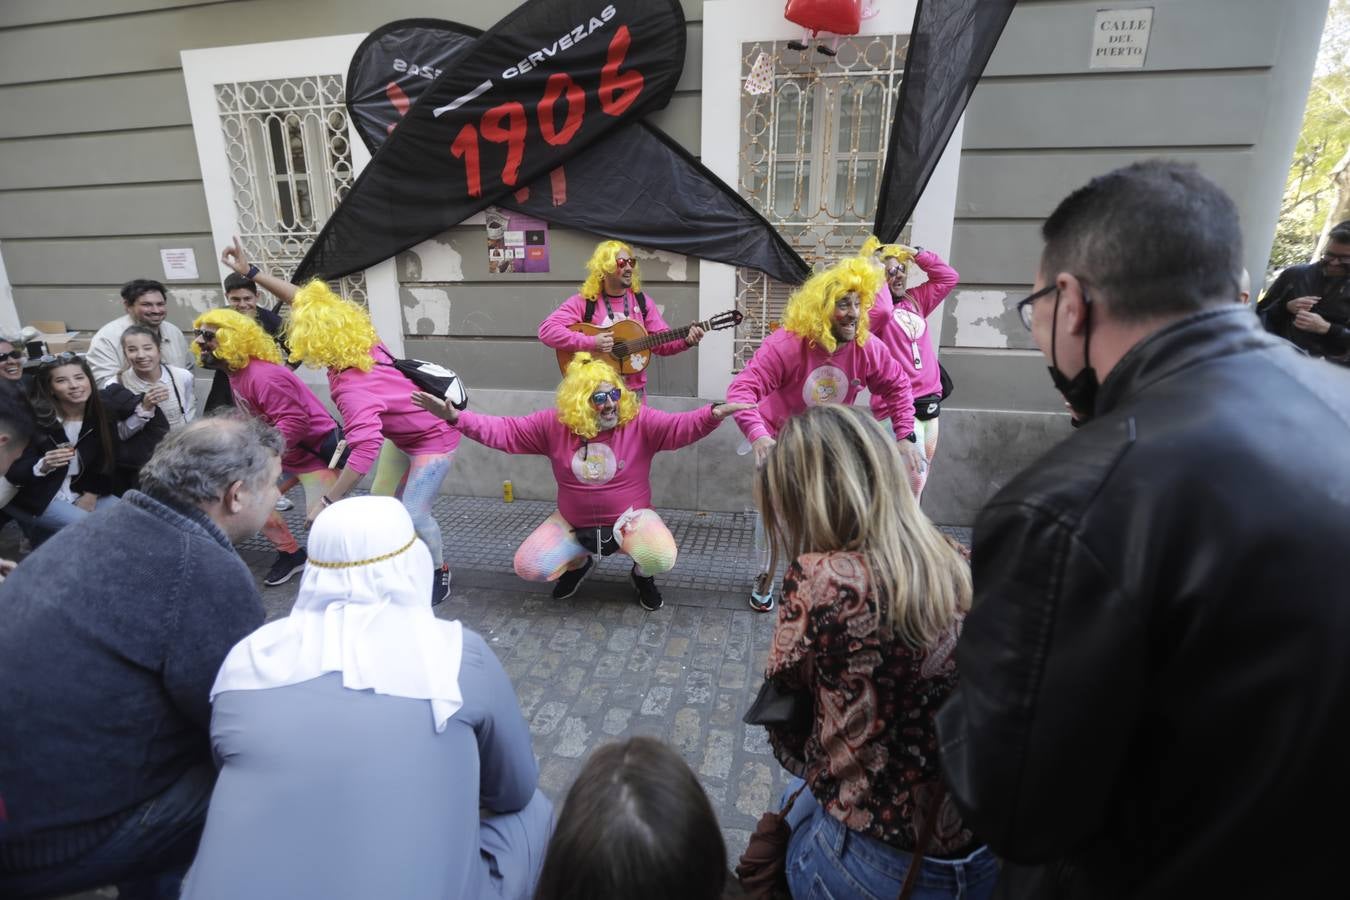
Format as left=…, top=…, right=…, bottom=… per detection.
left=264, top=549, right=307, bottom=586
left=432, top=564, right=451, bottom=606
left=630, top=565, right=663, bottom=612
left=551, top=556, right=594, bottom=600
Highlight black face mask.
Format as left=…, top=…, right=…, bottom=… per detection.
left=1046, top=289, right=1099, bottom=427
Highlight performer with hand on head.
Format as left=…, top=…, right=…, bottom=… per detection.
left=414, top=353, right=749, bottom=612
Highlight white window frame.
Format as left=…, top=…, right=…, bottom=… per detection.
left=700, top=0, right=963, bottom=397
left=180, top=34, right=404, bottom=377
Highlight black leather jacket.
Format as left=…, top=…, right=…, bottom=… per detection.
left=1256, top=261, right=1350, bottom=362
left=937, top=307, right=1350, bottom=899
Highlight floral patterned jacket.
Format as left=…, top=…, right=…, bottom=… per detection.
left=764, top=551, right=979, bottom=856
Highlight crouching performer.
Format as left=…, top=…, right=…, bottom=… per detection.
left=414, top=354, right=748, bottom=611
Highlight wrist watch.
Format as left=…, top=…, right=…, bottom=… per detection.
left=245, top=264, right=261, bottom=279
left=902, top=432, right=918, bottom=443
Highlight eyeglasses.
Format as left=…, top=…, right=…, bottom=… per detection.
left=37, top=351, right=79, bottom=366
left=192, top=329, right=218, bottom=341
left=1016, top=285, right=1057, bottom=331
left=884, top=265, right=906, bottom=279
left=0, top=349, right=25, bottom=361
left=1323, top=252, right=1350, bottom=265
left=613, top=258, right=635, bottom=270
left=590, top=388, right=623, bottom=406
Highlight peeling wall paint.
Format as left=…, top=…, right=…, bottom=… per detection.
left=952, top=290, right=1014, bottom=348
left=170, top=288, right=220, bottom=316
left=402, top=286, right=453, bottom=335
left=633, top=247, right=687, bottom=281
left=398, top=235, right=465, bottom=283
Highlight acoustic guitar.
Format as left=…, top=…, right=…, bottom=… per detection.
left=556, top=309, right=743, bottom=375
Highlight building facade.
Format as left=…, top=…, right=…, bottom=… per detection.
left=0, top=0, right=1328, bottom=523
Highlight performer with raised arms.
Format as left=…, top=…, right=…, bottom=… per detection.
left=413, top=353, right=749, bottom=611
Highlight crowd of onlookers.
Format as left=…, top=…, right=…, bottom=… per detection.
left=0, top=159, right=1349, bottom=900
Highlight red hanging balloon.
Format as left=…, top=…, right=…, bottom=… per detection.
left=784, top=0, right=864, bottom=38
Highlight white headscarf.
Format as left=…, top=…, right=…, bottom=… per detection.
left=211, top=496, right=464, bottom=732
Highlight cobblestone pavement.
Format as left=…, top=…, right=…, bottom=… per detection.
left=51, top=492, right=970, bottom=899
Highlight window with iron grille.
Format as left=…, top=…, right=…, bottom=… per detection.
left=215, top=75, right=366, bottom=306
left=735, top=36, right=911, bottom=370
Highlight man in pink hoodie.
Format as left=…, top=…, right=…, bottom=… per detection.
left=726, top=255, right=920, bottom=611
left=537, top=240, right=705, bottom=396
left=192, top=308, right=343, bottom=587
left=414, top=354, right=748, bottom=611
left=867, top=239, right=959, bottom=499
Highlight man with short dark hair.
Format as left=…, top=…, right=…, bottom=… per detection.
left=205, top=240, right=294, bottom=413
left=86, top=279, right=195, bottom=386
left=936, top=161, right=1350, bottom=898
left=1256, top=221, right=1350, bottom=364
left=0, top=414, right=280, bottom=899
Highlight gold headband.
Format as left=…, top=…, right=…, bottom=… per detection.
left=308, top=535, right=418, bottom=570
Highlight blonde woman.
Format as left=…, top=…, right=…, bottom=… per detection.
left=753, top=405, right=996, bottom=899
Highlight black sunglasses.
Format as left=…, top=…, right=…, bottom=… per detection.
left=590, top=388, right=622, bottom=406
left=0, top=349, right=25, bottom=361
left=1015, top=285, right=1057, bottom=331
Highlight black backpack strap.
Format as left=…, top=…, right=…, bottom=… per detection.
left=635, top=291, right=648, bottom=318
left=583, top=298, right=597, bottom=323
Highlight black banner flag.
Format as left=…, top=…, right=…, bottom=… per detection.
left=340, top=17, right=810, bottom=286
left=295, top=0, right=687, bottom=282
left=871, top=0, right=1015, bottom=243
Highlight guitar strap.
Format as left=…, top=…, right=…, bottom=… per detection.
left=583, top=292, right=648, bottom=326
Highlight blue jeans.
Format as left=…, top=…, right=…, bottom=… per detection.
left=782, top=778, right=999, bottom=900
left=0, top=763, right=214, bottom=900
left=6, top=494, right=117, bottom=546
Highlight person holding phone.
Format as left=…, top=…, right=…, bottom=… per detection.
left=4, top=354, right=120, bottom=543
left=1256, top=222, right=1350, bottom=364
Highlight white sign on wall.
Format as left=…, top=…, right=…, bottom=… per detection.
left=159, top=248, right=199, bottom=281
left=1091, top=7, right=1153, bottom=69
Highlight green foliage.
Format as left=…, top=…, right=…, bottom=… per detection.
left=1273, top=0, right=1350, bottom=271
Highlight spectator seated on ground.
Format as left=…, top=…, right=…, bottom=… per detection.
left=3, top=353, right=121, bottom=544
left=0, top=381, right=35, bottom=581
left=0, top=415, right=277, bottom=900
left=86, top=279, right=195, bottom=387
left=104, top=325, right=196, bottom=492
left=183, top=495, right=552, bottom=900
left=534, top=736, right=733, bottom=900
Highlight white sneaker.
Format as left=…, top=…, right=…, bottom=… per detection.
left=275, top=496, right=294, bottom=512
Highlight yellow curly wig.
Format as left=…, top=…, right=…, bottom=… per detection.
left=861, top=234, right=914, bottom=266
left=555, top=352, right=640, bottom=439
left=191, top=308, right=283, bottom=371
left=285, top=280, right=379, bottom=372
left=782, top=256, right=882, bottom=352
left=578, top=240, right=643, bottom=301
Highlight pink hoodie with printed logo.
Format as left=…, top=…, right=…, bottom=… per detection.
left=726, top=329, right=916, bottom=443
left=868, top=249, right=958, bottom=400
left=456, top=404, right=719, bottom=528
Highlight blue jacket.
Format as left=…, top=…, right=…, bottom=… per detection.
left=0, top=490, right=263, bottom=870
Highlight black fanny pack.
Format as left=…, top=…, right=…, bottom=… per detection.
left=575, top=526, right=621, bottom=557
left=914, top=392, right=943, bottom=421
left=298, top=426, right=351, bottom=469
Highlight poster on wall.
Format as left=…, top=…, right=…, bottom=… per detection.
left=485, top=207, right=550, bottom=273
left=336, top=15, right=810, bottom=286
left=294, top=0, right=688, bottom=282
